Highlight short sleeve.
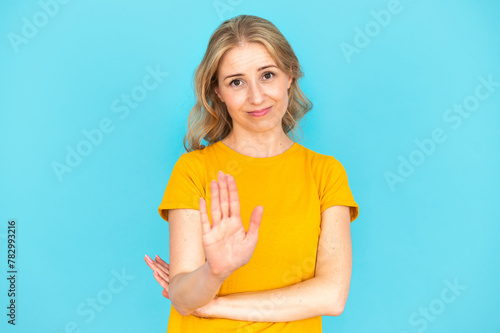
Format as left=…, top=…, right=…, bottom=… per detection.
left=157, top=153, right=205, bottom=222
left=319, top=156, right=359, bottom=222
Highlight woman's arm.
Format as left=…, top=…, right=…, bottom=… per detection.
left=146, top=208, right=225, bottom=316
left=148, top=205, right=353, bottom=322
left=169, top=226, right=228, bottom=316
left=146, top=171, right=263, bottom=316
left=199, top=205, right=353, bottom=322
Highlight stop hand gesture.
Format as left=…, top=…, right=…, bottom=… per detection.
left=200, top=170, right=263, bottom=279
left=145, top=170, right=264, bottom=304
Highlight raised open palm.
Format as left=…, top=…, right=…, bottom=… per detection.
left=199, top=170, right=263, bottom=279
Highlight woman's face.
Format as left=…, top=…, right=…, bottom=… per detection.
left=214, top=42, right=292, bottom=137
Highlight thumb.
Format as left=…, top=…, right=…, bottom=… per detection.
left=246, top=205, right=263, bottom=240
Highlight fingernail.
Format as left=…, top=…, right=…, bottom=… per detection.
left=154, top=271, right=159, bottom=276
left=155, top=255, right=161, bottom=260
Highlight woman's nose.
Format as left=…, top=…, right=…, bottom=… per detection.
left=247, top=80, right=265, bottom=105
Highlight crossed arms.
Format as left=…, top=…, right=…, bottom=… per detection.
left=145, top=171, right=353, bottom=322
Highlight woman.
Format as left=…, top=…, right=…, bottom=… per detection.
left=145, top=14, right=359, bottom=332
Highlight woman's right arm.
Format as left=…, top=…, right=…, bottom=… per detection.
left=167, top=208, right=224, bottom=316
left=160, top=172, right=263, bottom=316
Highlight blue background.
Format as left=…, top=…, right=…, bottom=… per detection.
left=1, top=0, right=499, bottom=332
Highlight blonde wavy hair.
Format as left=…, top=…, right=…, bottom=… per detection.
left=183, top=14, right=313, bottom=152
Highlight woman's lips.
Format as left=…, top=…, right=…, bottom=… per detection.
left=248, top=106, right=271, bottom=117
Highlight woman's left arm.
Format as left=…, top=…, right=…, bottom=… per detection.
left=147, top=205, right=353, bottom=322
left=201, top=204, right=353, bottom=322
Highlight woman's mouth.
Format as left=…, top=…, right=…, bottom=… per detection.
left=248, top=107, right=271, bottom=117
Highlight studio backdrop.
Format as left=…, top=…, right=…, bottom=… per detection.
left=1, top=0, right=499, bottom=332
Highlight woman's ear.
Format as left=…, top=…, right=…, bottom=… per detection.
left=214, top=85, right=224, bottom=103
left=287, top=75, right=293, bottom=89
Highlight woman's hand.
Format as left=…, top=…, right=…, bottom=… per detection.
left=144, top=171, right=262, bottom=315
left=144, top=254, right=170, bottom=299
left=144, top=254, right=217, bottom=318
left=200, top=171, right=264, bottom=279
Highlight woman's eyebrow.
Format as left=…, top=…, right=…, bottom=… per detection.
left=224, top=64, right=278, bottom=81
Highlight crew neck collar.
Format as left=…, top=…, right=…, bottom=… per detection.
left=215, top=140, right=300, bottom=165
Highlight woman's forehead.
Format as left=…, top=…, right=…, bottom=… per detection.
left=218, top=43, right=277, bottom=74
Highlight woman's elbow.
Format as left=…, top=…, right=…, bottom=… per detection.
left=325, top=302, right=345, bottom=317
left=169, top=290, right=193, bottom=316
left=171, top=300, right=193, bottom=316
left=176, top=307, right=193, bottom=317
left=323, top=290, right=347, bottom=317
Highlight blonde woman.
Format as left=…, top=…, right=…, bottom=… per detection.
left=145, top=14, right=359, bottom=332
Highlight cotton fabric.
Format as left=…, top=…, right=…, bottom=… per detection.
left=158, top=140, right=359, bottom=332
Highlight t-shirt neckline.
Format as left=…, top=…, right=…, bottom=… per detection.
left=215, top=140, right=299, bottom=165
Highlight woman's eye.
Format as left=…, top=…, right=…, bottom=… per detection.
left=230, top=79, right=242, bottom=87
left=263, top=71, right=275, bottom=80
left=230, top=72, right=275, bottom=87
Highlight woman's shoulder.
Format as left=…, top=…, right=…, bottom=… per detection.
left=296, top=143, right=343, bottom=166
left=171, top=142, right=220, bottom=170
left=169, top=146, right=205, bottom=168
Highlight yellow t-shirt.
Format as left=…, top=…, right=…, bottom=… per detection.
left=158, top=140, right=359, bottom=332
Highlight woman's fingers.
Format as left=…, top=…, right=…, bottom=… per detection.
left=154, top=255, right=170, bottom=269
left=201, top=171, right=236, bottom=233
left=145, top=255, right=170, bottom=278
left=154, top=256, right=170, bottom=276
left=247, top=205, right=263, bottom=242
left=153, top=270, right=169, bottom=289
left=218, top=171, right=229, bottom=219
left=144, top=255, right=159, bottom=272
left=210, top=180, right=221, bottom=228
left=154, top=265, right=169, bottom=283
left=226, top=174, right=240, bottom=218
left=199, top=197, right=211, bottom=235
left=145, top=255, right=170, bottom=299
